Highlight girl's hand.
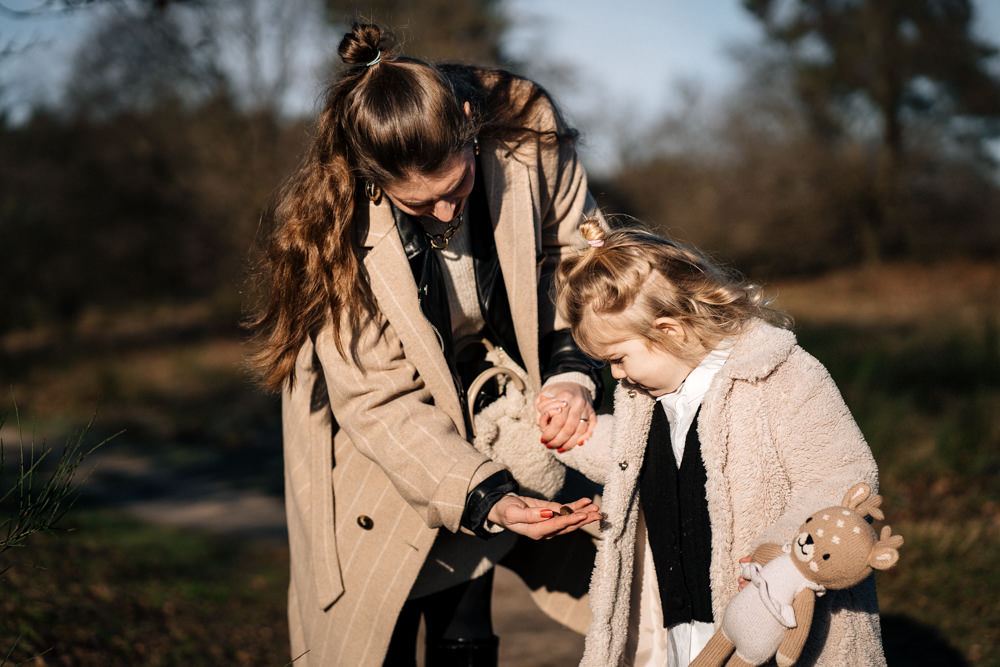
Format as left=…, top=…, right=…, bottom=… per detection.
left=486, top=496, right=601, bottom=540
left=737, top=555, right=752, bottom=591
left=534, top=381, right=596, bottom=452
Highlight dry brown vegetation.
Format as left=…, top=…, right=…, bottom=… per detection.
left=2, top=0, right=998, bottom=663
left=2, top=258, right=997, bottom=665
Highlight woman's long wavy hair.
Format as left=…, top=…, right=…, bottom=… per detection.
left=556, top=220, right=792, bottom=363
left=246, top=23, right=578, bottom=392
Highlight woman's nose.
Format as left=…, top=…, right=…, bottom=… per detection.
left=431, top=199, right=458, bottom=222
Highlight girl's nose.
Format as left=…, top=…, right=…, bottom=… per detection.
left=610, top=365, right=625, bottom=380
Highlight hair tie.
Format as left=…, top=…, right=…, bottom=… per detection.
left=587, top=239, right=605, bottom=248
left=365, top=50, right=382, bottom=67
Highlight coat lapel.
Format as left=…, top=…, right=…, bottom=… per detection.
left=481, top=146, right=542, bottom=389
left=355, top=142, right=546, bottom=430
left=359, top=200, right=466, bottom=434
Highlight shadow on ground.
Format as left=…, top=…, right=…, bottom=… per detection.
left=882, top=613, right=969, bottom=666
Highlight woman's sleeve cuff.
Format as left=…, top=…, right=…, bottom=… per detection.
left=542, top=371, right=597, bottom=400
left=461, top=470, right=519, bottom=539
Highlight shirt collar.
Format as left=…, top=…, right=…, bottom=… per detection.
left=656, top=340, right=733, bottom=415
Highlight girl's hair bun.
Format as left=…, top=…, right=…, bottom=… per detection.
left=580, top=218, right=606, bottom=247
left=338, top=23, right=398, bottom=67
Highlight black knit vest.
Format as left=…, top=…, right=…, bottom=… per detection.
left=638, top=405, right=714, bottom=627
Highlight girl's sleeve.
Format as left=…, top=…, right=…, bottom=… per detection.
left=556, top=413, right=616, bottom=486
left=753, top=347, right=879, bottom=547
left=313, top=315, right=505, bottom=533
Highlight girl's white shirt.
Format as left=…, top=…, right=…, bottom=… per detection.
left=628, top=341, right=732, bottom=666
left=656, top=342, right=732, bottom=468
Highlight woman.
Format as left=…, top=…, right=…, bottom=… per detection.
left=247, top=23, right=605, bottom=666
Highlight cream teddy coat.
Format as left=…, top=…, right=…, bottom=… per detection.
left=560, top=320, right=887, bottom=666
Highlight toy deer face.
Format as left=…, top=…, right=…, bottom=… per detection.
left=790, top=483, right=904, bottom=590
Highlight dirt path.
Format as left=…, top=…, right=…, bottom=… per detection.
left=83, top=451, right=586, bottom=666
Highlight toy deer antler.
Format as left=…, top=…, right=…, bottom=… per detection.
left=841, top=482, right=884, bottom=521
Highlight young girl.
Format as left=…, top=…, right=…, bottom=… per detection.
left=546, top=220, right=887, bottom=666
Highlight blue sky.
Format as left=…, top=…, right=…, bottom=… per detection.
left=2, top=0, right=998, bottom=171
left=504, top=0, right=765, bottom=170
left=503, top=0, right=1000, bottom=171
left=505, top=0, right=761, bottom=111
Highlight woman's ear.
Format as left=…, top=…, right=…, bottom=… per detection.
left=463, top=101, right=471, bottom=117
left=653, top=317, right=686, bottom=341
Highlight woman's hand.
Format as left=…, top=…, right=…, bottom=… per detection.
left=486, top=496, right=601, bottom=540
left=534, top=381, right=596, bottom=452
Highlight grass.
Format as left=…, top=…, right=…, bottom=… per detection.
left=793, top=321, right=1000, bottom=665
left=770, top=260, right=1000, bottom=666
left=1, top=410, right=113, bottom=560
left=1, top=259, right=997, bottom=665
left=0, top=510, right=289, bottom=666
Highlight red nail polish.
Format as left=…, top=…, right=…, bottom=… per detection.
left=578, top=441, right=584, bottom=446
left=557, top=448, right=566, bottom=453
left=540, top=439, right=548, bottom=444
left=540, top=509, right=553, bottom=518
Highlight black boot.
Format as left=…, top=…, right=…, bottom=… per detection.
left=424, top=635, right=499, bottom=667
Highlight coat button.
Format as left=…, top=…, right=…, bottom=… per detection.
left=627, top=389, right=636, bottom=398
left=619, top=461, right=628, bottom=471
left=357, top=515, right=374, bottom=530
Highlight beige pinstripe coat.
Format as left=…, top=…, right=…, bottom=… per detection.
left=281, top=108, right=599, bottom=665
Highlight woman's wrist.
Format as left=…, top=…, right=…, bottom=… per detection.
left=461, top=470, right=519, bottom=538
left=542, top=372, right=596, bottom=400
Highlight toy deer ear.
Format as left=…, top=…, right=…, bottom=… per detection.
left=842, top=483, right=872, bottom=509
left=869, top=547, right=899, bottom=571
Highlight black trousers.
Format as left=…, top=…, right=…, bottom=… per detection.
left=383, top=568, right=498, bottom=666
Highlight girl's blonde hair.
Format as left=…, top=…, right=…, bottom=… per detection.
left=555, top=220, right=792, bottom=362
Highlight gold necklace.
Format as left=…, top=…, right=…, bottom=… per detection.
left=426, top=211, right=465, bottom=250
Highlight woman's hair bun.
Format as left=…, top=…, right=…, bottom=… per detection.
left=338, top=23, right=398, bottom=66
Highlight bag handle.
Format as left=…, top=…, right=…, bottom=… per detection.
left=466, top=365, right=526, bottom=437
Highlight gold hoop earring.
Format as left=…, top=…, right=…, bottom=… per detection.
left=365, top=181, right=382, bottom=203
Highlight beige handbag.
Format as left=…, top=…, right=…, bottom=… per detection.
left=465, top=341, right=566, bottom=499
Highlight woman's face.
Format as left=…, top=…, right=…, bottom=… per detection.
left=382, top=147, right=476, bottom=223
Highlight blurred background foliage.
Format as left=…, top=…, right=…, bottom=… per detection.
left=1, top=0, right=998, bottom=664
left=0, top=0, right=997, bottom=331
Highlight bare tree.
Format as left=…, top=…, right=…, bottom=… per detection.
left=742, top=0, right=1000, bottom=262
left=322, top=0, right=508, bottom=64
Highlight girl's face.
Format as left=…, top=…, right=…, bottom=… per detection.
left=382, top=146, right=476, bottom=223
left=586, top=314, right=699, bottom=397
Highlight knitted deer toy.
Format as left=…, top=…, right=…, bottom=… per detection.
left=691, top=483, right=903, bottom=667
